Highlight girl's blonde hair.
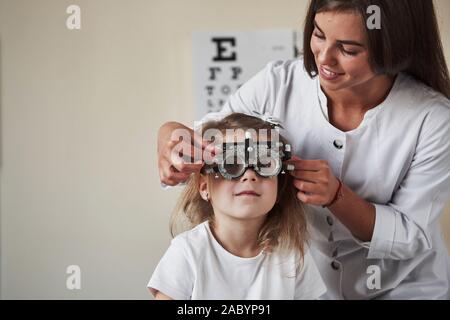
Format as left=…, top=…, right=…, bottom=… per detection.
left=170, top=113, right=309, bottom=259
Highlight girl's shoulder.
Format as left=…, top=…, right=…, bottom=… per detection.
left=170, top=221, right=210, bottom=257
left=267, top=245, right=314, bottom=271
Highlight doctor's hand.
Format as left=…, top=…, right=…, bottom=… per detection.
left=287, top=156, right=341, bottom=207
left=157, top=122, right=213, bottom=187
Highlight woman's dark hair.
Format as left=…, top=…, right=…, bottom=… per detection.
left=303, top=0, right=450, bottom=99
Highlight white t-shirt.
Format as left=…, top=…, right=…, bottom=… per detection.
left=195, top=59, right=450, bottom=299
left=148, top=221, right=327, bottom=300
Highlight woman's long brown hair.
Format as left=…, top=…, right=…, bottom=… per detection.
left=303, top=0, right=450, bottom=99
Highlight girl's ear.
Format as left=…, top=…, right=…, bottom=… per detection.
left=198, top=175, right=209, bottom=202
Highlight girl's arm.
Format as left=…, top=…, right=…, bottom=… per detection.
left=154, top=290, right=173, bottom=300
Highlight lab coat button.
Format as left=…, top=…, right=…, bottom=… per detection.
left=333, top=140, right=344, bottom=149
left=326, top=216, right=334, bottom=226
left=331, top=261, right=340, bottom=270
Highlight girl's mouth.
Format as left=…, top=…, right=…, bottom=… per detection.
left=235, top=190, right=261, bottom=197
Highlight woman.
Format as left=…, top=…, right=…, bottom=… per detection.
left=157, top=0, right=450, bottom=299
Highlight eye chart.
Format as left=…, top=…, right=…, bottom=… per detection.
left=193, top=30, right=299, bottom=118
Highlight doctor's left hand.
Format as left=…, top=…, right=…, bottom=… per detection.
left=287, top=156, right=341, bottom=207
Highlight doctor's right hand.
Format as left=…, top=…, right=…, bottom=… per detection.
left=157, top=122, right=211, bottom=187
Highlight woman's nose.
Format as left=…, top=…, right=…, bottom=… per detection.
left=317, top=45, right=337, bottom=66
left=240, top=168, right=258, bottom=182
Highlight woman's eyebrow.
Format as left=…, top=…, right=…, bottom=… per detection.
left=313, top=20, right=365, bottom=47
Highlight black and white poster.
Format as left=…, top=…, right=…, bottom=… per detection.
left=193, top=30, right=298, bottom=118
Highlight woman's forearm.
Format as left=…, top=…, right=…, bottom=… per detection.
left=328, top=183, right=376, bottom=242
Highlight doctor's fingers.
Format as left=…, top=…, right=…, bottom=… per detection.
left=293, top=179, right=327, bottom=194
left=191, top=130, right=214, bottom=150
left=175, top=130, right=218, bottom=156
left=167, top=140, right=205, bottom=165
left=171, top=156, right=204, bottom=174
left=287, top=159, right=330, bottom=171
left=159, top=158, right=192, bottom=186
left=290, top=169, right=331, bottom=184
left=168, top=137, right=221, bottom=161
left=169, top=144, right=204, bottom=173
left=296, top=191, right=325, bottom=206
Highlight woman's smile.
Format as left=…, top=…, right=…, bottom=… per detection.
left=319, top=65, right=344, bottom=81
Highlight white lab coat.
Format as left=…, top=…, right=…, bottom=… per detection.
left=198, top=59, right=450, bottom=299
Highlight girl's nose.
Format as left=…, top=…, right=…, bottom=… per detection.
left=240, top=168, right=258, bottom=182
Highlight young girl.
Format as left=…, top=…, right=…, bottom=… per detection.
left=148, top=113, right=326, bottom=300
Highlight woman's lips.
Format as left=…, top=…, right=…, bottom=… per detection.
left=319, top=65, right=344, bottom=81
left=235, top=191, right=261, bottom=197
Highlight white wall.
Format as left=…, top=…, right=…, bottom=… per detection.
left=0, top=0, right=449, bottom=299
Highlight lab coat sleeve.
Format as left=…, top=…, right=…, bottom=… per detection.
left=367, top=103, right=450, bottom=260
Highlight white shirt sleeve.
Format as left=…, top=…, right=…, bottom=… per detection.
left=294, top=250, right=328, bottom=300
left=367, top=102, right=450, bottom=260
left=148, top=236, right=195, bottom=300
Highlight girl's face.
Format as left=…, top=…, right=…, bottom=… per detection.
left=206, top=168, right=278, bottom=221
left=310, top=10, right=375, bottom=92
left=199, top=132, right=279, bottom=221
